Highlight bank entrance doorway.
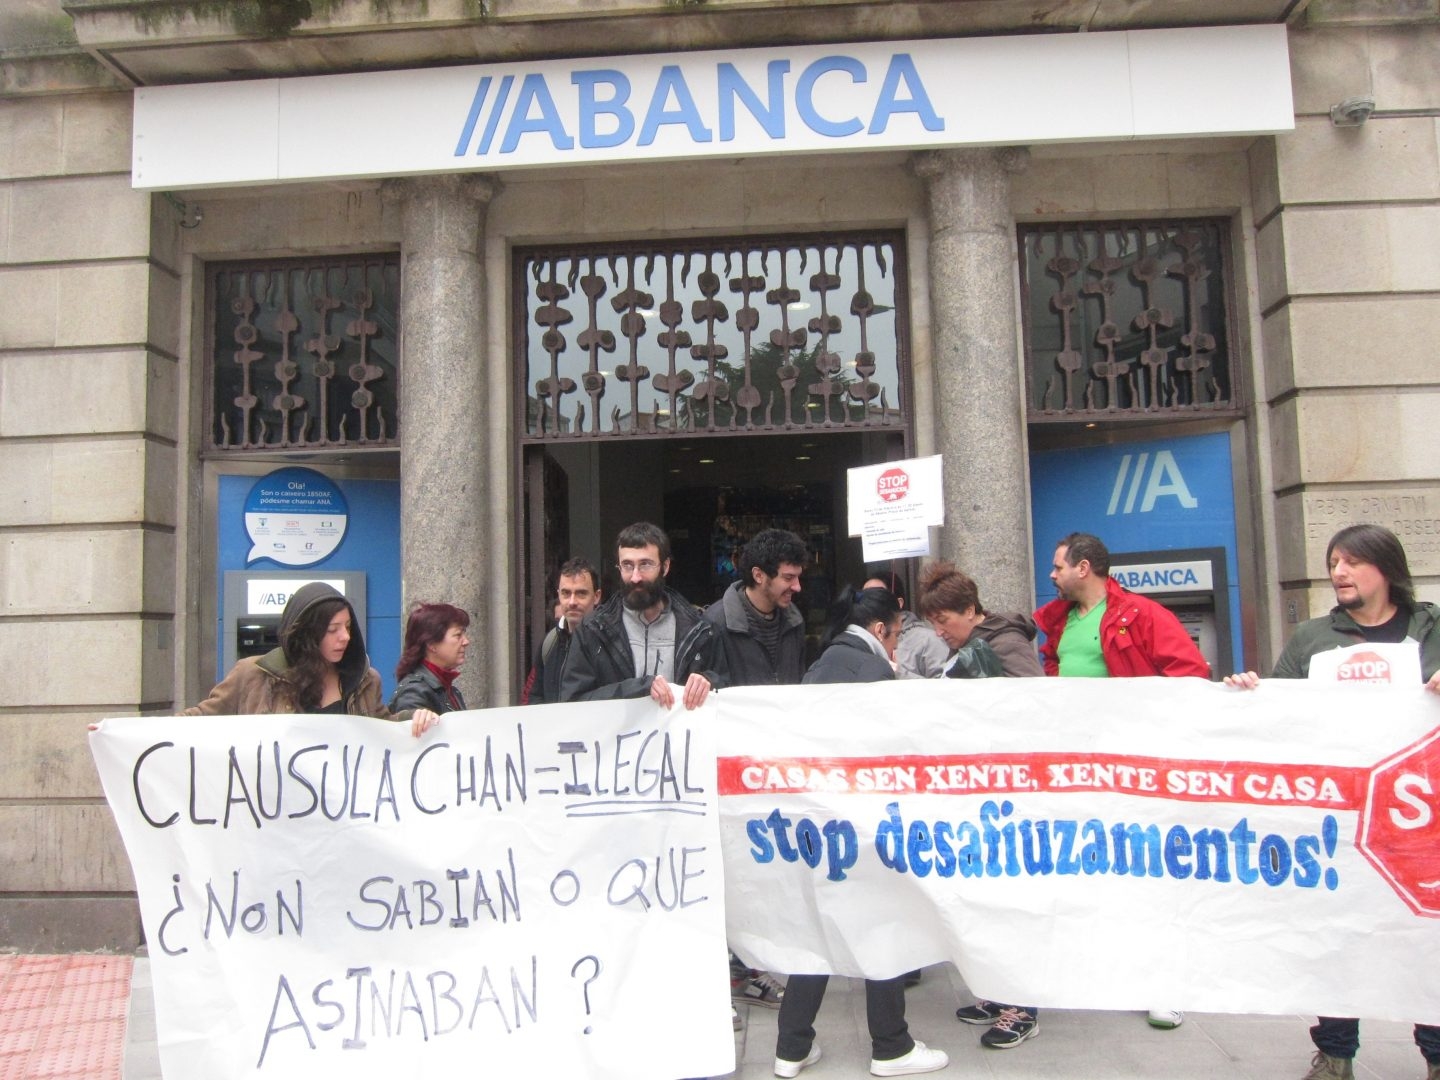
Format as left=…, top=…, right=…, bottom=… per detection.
left=514, top=232, right=912, bottom=694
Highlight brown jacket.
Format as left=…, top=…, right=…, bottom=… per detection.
left=183, top=652, right=390, bottom=718
left=185, top=581, right=397, bottom=719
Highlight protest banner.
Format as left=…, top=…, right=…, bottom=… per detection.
left=89, top=701, right=733, bottom=1080
left=718, top=678, right=1440, bottom=1022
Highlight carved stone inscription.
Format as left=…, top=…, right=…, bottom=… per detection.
left=1301, top=488, right=1440, bottom=574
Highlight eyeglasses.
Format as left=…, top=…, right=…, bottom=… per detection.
left=619, top=560, right=660, bottom=575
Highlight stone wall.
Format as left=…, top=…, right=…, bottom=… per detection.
left=0, top=90, right=177, bottom=948
left=1251, top=23, right=1440, bottom=644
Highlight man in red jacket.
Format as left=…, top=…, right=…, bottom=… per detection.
left=1034, top=532, right=1211, bottom=680
left=1031, top=531, right=1209, bottom=1033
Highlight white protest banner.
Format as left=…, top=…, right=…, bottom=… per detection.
left=718, top=678, right=1440, bottom=1021
left=90, top=702, right=733, bottom=1080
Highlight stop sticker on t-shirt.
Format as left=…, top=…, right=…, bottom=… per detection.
left=1307, top=640, right=1421, bottom=685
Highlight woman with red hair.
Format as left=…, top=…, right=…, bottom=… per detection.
left=390, top=602, right=471, bottom=713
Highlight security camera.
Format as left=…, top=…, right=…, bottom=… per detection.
left=1330, top=96, right=1375, bottom=127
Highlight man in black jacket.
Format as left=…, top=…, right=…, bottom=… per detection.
left=705, top=528, right=808, bottom=1015
left=559, top=521, right=727, bottom=708
left=705, top=528, right=808, bottom=686
left=524, top=556, right=602, bottom=705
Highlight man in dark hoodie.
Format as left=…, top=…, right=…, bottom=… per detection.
left=706, top=528, right=808, bottom=687
left=186, top=582, right=436, bottom=734
left=559, top=522, right=727, bottom=708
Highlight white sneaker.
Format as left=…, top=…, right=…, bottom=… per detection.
left=774, top=1043, right=821, bottom=1078
left=1147, top=1009, right=1183, bottom=1029
left=733, top=1006, right=743, bottom=1030
left=871, top=1039, right=949, bottom=1076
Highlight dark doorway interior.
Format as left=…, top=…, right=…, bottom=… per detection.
left=520, top=429, right=906, bottom=694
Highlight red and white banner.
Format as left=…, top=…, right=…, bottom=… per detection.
left=719, top=678, right=1440, bottom=1021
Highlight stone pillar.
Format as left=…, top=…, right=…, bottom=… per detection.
left=383, top=173, right=499, bottom=701
left=913, top=147, right=1032, bottom=613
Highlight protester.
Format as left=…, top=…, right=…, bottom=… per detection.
left=524, top=556, right=602, bottom=705
left=389, top=602, right=470, bottom=713
left=773, top=586, right=949, bottom=1078
left=915, top=561, right=1043, bottom=1048
left=559, top=521, right=726, bottom=708
left=185, top=582, right=437, bottom=736
left=705, top=528, right=807, bottom=1018
left=917, top=561, right=1042, bottom=680
left=864, top=570, right=950, bottom=679
left=709, top=528, right=808, bottom=688
left=1035, top=532, right=1207, bottom=1031
left=1225, top=524, right=1440, bottom=1080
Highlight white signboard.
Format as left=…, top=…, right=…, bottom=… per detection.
left=1307, top=641, right=1424, bottom=688
left=245, top=578, right=347, bottom=615
left=90, top=704, right=733, bottom=1080
left=847, top=454, right=943, bottom=561
left=132, top=25, right=1293, bottom=190
left=1110, top=559, right=1214, bottom=594
left=718, top=679, right=1440, bottom=1020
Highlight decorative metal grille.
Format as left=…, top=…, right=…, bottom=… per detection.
left=517, top=234, right=907, bottom=440
left=1020, top=221, right=1237, bottom=423
left=207, top=257, right=402, bottom=452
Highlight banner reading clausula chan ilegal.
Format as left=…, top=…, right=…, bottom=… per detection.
left=718, top=679, right=1440, bottom=1022
left=90, top=702, right=733, bottom=1080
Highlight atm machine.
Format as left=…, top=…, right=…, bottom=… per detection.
left=1107, top=547, right=1232, bottom=679
left=221, top=569, right=367, bottom=674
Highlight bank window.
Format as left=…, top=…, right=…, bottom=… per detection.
left=206, top=256, right=401, bottom=453
left=1020, top=221, right=1238, bottom=424
left=517, top=233, right=908, bottom=441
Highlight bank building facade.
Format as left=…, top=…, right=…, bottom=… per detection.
left=0, top=0, right=1436, bottom=948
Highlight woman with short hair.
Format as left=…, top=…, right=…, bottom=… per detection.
left=390, top=602, right=471, bottom=714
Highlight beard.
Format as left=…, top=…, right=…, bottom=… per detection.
left=623, top=577, right=665, bottom=612
left=1335, top=591, right=1363, bottom=610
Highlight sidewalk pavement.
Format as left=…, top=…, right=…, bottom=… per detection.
left=3, top=953, right=1431, bottom=1079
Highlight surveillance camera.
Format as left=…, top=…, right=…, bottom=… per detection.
left=1330, top=96, right=1375, bottom=127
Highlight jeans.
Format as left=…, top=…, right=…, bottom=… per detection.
left=1311, top=1017, right=1440, bottom=1064
left=776, top=974, right=913, bottom=1063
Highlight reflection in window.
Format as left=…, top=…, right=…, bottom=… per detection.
left=208, top=257, right=401, bottom=452
left=518, top=234, right=907, bottom=440
left=1020, top=222, right=1237, bottom=423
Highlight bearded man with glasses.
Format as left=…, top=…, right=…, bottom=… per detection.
left=559, top=521, right=728, bottom=709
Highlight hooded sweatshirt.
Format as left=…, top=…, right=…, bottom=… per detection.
left=968, top=612, right=1045, bottom=678
left=185, top=582, right=391, bottom=718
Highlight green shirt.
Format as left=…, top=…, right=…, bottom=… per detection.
left=1057, top=600, right=1110, bottom=678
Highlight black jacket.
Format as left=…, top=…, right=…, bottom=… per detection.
left=704, top=581, right=807, bottom=686
left=527, top=624, right=576, bottom=706
left=801, top=631, right=895, bottom=685
left=388, top=665, right=467, bottom=714
left=559, top=587, right=728, bottom=702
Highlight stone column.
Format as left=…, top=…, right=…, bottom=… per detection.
left=383, top=173, right=499, bottom=701
left=912, top=147, right=1032, bottom=613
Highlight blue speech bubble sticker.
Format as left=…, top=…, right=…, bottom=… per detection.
left=243, top=467, right=349, bottom=567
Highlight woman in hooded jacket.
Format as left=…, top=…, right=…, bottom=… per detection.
left=917, top=561, right=1043, bottom=680
left=185, top=582, right=437, bottom=736
left=916, top=561, right=1042, bottom=1050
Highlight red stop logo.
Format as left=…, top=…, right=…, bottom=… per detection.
left=877, top=468, right=909, bottom=503
left=1358, top=728, right=1440, bottom=917
left=1338, top=650, right=1392, bottom=683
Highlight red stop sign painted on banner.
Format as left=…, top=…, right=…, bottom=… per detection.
left=1338, top=650, right=1393, bottom=683
left=1358, top=728, right=1440, bottom=917
left=877, top=468, right=909, bottom=503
